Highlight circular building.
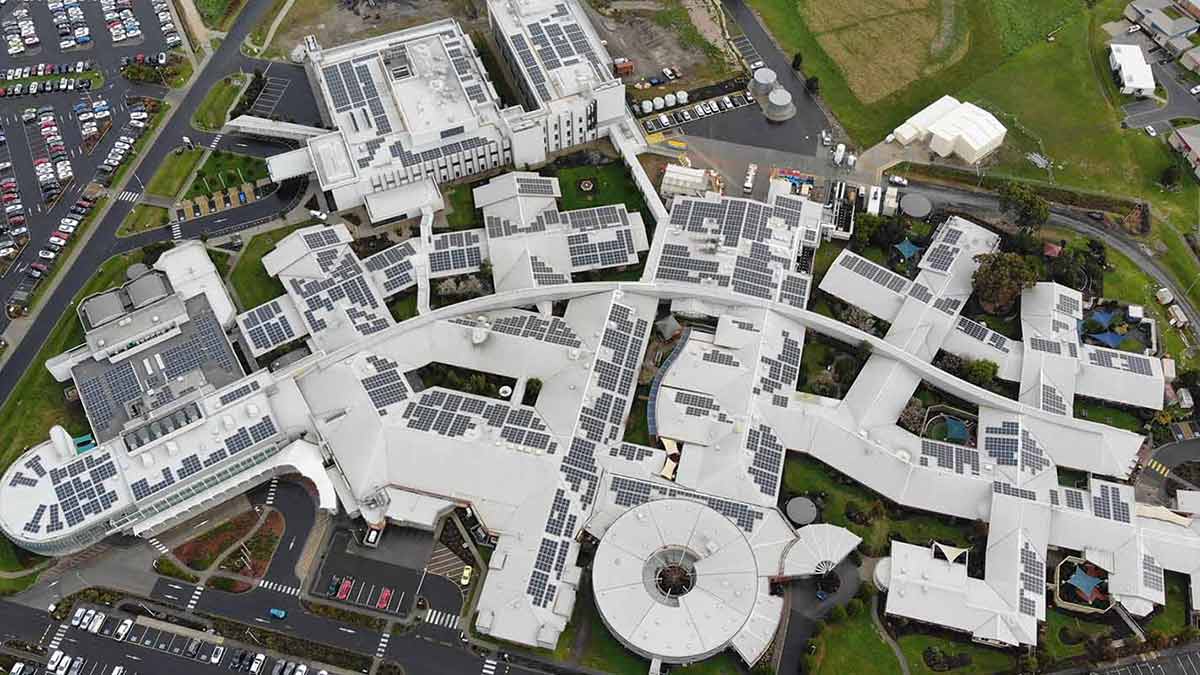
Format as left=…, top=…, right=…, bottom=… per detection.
left=900, top=193, right=933, bottom=220
left=592, top=498, right=761, bottom=664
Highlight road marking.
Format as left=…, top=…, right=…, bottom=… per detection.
left=481, top=659, right=497, bottom=675
left=338, top=627, right=355, bottom=634
left=171, top=220, right=182, bottom=240
left=374, top=631, right=390, bottom=658
left=1147, top=459, right=1169, bottom=475
left=209, top=133, right=223, bottom=150
left=259, top=579, right=301, bottom=596
left=426, top=609, right=460, bottom=629
left=48, top=622, right=68, bottom=650
left=186, top=585, right=203, bottom=611
left=116, top=189, right=139, bottom=202
left=148, top=537, right=169, bottom=554
left=265, top=477, right=278, bottom=505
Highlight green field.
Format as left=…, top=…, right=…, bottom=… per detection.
left=230, top=222, right=310, bottom=309
left=898, top=633, right=1014, bottom=674
left=442, top=184, right=478, bottom=230
left=555, top=164, right=647, bottom=216
left=146, top=148, right=204, bottom=199
left=810, top=608, right=900, bottom=675
left=118, top=204, right=171, bottom=236
left=186, top=151, right=269, bottom=199
left=193, top=76, right=243, bottom=131
left=1146, top=572, right=1190, bottom=635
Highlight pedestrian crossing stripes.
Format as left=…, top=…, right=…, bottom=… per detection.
left=481, top=659, right=497, bottom=675
left=259, top=579, right=301, bottom=596
left=209, top=134, right=223, bottom=150
left=425, top=609, right=460, bottom=629
left=171, top=221, right=183, bottom=240
left=117, top=190, right=140, bottom=202
left=186, top=586, right=203, bottom=611
left=48, top=623, right=68, bottom=650
left=374, top=631, right=390, bottom=658
left=148, top=537, right=169, bottom=555
left=265, top=477, right=278, bottom=506
left=1147, top=459, right=1169, bottom=476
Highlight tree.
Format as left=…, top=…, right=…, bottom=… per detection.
left=972, top=252, right=1039, bottom=313
left=852, top=213, right=881, bottom=251
left=1148, top=628, right=1171, bottom=649
left=839, top=304, right=877, bottom=334
left=791, top=51, right=803, bottom=71
left=962, top=358, right=999, bottom=389
left=1163, top=163, right=1182, bottom=188
left=870, top=217, right=906, bottom=249
left=805, top=76, right=820, bottom=93
left=998, top=181, right=1049, bottom=230
left=846, top=598, right=864, bottom=616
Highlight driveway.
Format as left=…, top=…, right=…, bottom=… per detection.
left=674, top=0, right=827, bottom=155
left=1114, top=38, right=1200, bottom=129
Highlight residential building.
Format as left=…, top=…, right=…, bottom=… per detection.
left=1170, top=123, right=1200, bottom=178
left=1125, top=0, right=1199, bottom=53
left=1110, top=43, right=1157, bottom=96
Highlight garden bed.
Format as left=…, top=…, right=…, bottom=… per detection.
left=172, top=510, right=259, bottom=571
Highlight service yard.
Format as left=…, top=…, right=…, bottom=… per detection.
left=586, top=0, right=737, bottom=99
left=264, top=0, right=479, bottom=60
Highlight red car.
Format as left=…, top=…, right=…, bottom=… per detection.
left=1, top=194, right=18, bottom=204
left=336, top=577, right=354, bottom=601
left=52, top=230, right=70, bottom=240
left=376, top=587, right=392, bottom=610
left=30, top=262, right=47, bottom=273
left=135, top=53, right=144, bottom=64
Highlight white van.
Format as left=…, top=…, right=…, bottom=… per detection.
left=249, top=654, right=266, bottom=674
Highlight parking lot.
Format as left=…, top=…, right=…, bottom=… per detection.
left=247, top=77, right=288, bottom=117
left=641, top=90, right=754, bottom=135
left=1097, top=650, right=1200, bottom=675
left=313, top=528, right=465, bottom=632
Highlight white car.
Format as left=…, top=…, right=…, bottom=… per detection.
left=1146, top=125, right=1158, bottom=137
left=210, top=646, right=225, bottom=664
left=114, top=618, right=132, bottom=640
left=70, top=607, right=86, bottom=627
left=73, top=27, right=88, bottom=37
left=888, top=175, right=909, bottom=187
left=88, top=611, right=105, bottom=633
left=81, top=608, right=95, bottom=628
left=1128, top=24, right=1142, bottom=33
left=249, top=654, right=266, bottom=674
left=77, top=111, right=93, bottom=121
left=94, top=110, right=110, bottom=119
left=0, top=162, right=10, bottom=170
left=48, top=651, right=64, bottom=669
left=55, top=656, right=71, bottom=675
left=129, top=111, right=147, bottom=120
left=61, top=217, right=78, bottom=227
left=58, top=223, right=76, bottom=234
left=59, top=38, right=74, bottom=49
left=114, top=142, right=130, bottom=150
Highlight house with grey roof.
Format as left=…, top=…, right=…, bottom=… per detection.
left=1126, top=0, right=1200, bottom=53
left=1170, top=124, right=1200, bottom=177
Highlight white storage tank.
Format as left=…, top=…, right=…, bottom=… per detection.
left=677, top=90, right=689, bottom=105
left=764, top=88, right=795, bottom=121
left=653, top=96, right=665, bottom=110
left=750, top=68, right=777, bottom=99
left=641, top=99, right=653, bottom=115
left=665, top=93, right=677, bottom=107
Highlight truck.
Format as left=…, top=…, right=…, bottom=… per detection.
left=743, top=163, right=758, bottom=195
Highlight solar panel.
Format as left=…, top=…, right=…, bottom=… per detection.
left=924, top=243, right=960, bottom=272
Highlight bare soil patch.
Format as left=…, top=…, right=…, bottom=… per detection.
left=268, top=0, right=479, bottom=58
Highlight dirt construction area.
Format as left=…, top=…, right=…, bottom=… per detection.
left=802, top=0, right=965, bottom=103
left=268, top=0, right=483, bottom=58
left=586, top=0, right=737, bottom=98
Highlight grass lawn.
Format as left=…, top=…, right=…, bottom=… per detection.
left=193, top=76, right=244, bottom=131
left=554, top=164, right=648, bottom=216
left=1146, top=572, right=1190, bottom=635
left=673, top=652, right=745, bottom=674
left=782, top=455, right=971, bottom=555
left=230, top=222, right=310, bottom=309
left=166, top=58, right=193, bottom=88
left=154, top=556, right=200, bottom=583
left=898, top=633, right=1014, bottom=674
left=1073, top=399, right=1143, bottom=432
left=0, top=572, right=39, bottom=596
left=575, top=585, right=650, bottom=674
left=146, top=148, right=204, bottom=199
left=186, top=151, right=269, bottom=199
left=810, top=610, right=900, bottom=675
left=1043, top=608, right=1113, bottom=661
left=387, top=293, right=418, bottom=322
left=196, top=0, right=243, bottom=31
left=209, top=249, right=232, bottom=278
left=117, top=204, right=170, bottom=236
left=623, top=386, right=651, bottom=445
left=442, top=183, right=478, bottom=230
left=811, top=240, right=844, bottom=286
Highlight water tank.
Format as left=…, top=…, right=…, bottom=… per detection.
left=640, top=99, right=653, bottom=115
left=750, top=68, right=777, bottom=99
left=653, top=96, right=665, bottom=111
left=764, top=87, right=795, bottom=122
left=677, top=90, right=689, bottom=105
left=664, top=93, right=677, bottom=108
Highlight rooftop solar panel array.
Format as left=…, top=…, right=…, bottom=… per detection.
left=241, top=299, right=299, bottom=354
left=218, top=381, right=261, bottom=407
left=510, top=33, right=552, bottom=103
left=993, top=481, right=1038, bottom=501
left=567, top=227, right=637, bottom=271
left=288, top=246, right=392, bottom=338
left=515, top=175, right=556, bottom=196
left=745, top=424, right=785, bottom=497
left=923, top=243, right=961, bottom=273
left=1040, top=383, right=1068, bottom=416
left=449, top=312, right=583, bottom=348
left=531, top=256, right=570, bottom=286
left=755, top=329, right=802, bottom=400
left=364, top=240, right=419, bottom=295
left=1143, top=554, right=1164, bottom=593
left=360, top=354, right=409, bottom=415
left=1092, top=483, right=1132, bottom=523
left=984, top=420, right=1020, bottom=467
left=779, top=273, right=810, bottom=309
left=20, top=450, right=125, bottom=533
left=428, top=230, right=484, bottom=275
left=1086, top=348, right=1155, bottom=376
left=919, top=439, right=981, bottom=476
left=610, top=443, right=658, bottom=463
left=836, top=252, right=910, bottom=295
left=609, top=474, right=766, bottom=533
left=399, top=388, right=559, bottom=454
left=1018, top=540, right=1044, bottom=616
left=387, top=136, right=490, bottom=169
left=954, top=316, right=1012, bottom=354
